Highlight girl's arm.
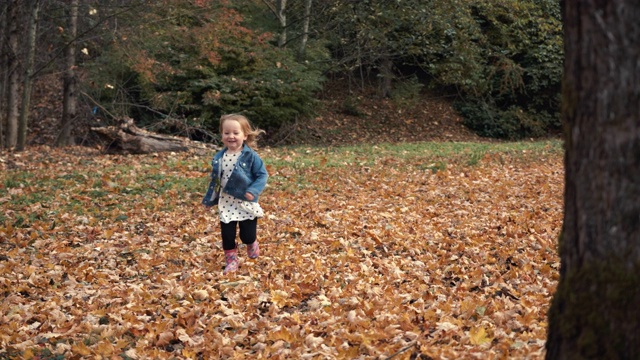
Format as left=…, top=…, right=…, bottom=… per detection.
left=245, top=156, right=268, bottom=200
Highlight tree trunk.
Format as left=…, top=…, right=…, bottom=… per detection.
left=379, top=56, right=393, bottom=98
left=56, top=0, right=79, bottom=147
left=297, top=0, right=312, bottom=60
left=0, top=1, right=8, bottom=149
left=5, top=0, right=20, bottom=148
left=16, top=0, right=41, bottom=151
left=276, top=0, right=287, bottom=47
left=546, top=1, right=640, bottom=359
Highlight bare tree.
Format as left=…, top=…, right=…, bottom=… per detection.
left=56, top=0, right=79, bottom=147
left=276, top=0, right=287, bottom=47
left=546, top=0, right=640, bottom=358
left=297, top=0, right=312, bottom=60
left=4, top=0, right=20, bottom=148
left=16, top=0, right=42, bottom=151
left=0, top=2, right=7, bottom=148
left=262, top=0, right=288, bottom=48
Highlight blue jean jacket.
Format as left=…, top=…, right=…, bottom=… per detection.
left=202, top=145, right=268, bottom=207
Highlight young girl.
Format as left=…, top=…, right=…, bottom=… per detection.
left=202, top=114, right=268, bottom=274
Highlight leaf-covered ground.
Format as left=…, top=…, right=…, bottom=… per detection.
left=0, top=141, right=563, bottom=359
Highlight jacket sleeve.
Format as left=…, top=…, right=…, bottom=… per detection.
left=245, top=155, right=268, bottom=201
left=202, top=177, right=219, bottom=206
left=202, top=154, right=221, bottom=206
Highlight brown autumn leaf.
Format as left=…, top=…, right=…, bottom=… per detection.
left=0, top=141, right=563, bottom=359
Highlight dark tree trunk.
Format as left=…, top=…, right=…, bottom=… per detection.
left=5, top=0, right=20, bottom=148
left=546, top=0, right=640, bottom=359
left=56, top=0, right=78, bottom=147
left=379, top=57, right=393, bottom=98
left=0, top=0, right=7, bottom=148
left=16, top=0, right=41, bottom=151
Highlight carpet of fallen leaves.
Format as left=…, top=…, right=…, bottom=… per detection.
left=0, top=142, right=563, bottom=359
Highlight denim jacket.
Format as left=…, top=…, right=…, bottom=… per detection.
left=202, top=145, right=268, bottom=207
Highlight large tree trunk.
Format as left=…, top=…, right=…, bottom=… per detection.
left=16, top=0, right=41, bottom=151
left=5, top=0, right=20, bottom=148
left=546, top=1, right=640, bottom=359
left=56, top=0, right=79, bottom=147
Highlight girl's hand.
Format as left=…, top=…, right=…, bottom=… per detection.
left=245, top=192, right=255, bottom=201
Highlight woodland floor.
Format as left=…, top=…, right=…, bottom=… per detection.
left=1, top=88, right=563, bottom=359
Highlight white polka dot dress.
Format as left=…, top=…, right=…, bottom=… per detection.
left=218, top=151, right=264, bottom=224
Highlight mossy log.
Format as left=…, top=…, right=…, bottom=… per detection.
left=91, top=117, right=214, bottom=154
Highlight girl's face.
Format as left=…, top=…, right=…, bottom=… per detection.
left=221, top=119, right=247, bottom=153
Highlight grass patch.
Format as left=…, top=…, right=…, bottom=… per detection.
left=267, top=139, right=563, bottom=169
left=1, top=140, right=562, bottom=224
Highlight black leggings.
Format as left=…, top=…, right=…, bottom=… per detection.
left=220, top=218, right=258, bottom=250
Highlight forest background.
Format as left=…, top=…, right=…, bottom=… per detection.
left=0, top=0, right=562, bottom=149
left=1, top=0, right=566, bottom=359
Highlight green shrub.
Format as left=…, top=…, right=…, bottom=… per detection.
left=424, top=0, right=563, bottom=140
left=455, top=100, right=554, bottom=139
left=391, top=75, right=424, bottom=108
left=84, top=1, right=326, bottom=139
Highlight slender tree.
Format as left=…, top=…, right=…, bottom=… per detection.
left=4, top=0, right=20, bottom=148
left=297, top=0, right=312, bottom=60
left=0, top=1, right=7, bottom=148
left=56, top=0, right=79, bottom=147
left=546, top=0, right=640, bottom=358
left=276, top=0, right=287, bottom=47
left=16, top=0, right=42, bottom=151
left=262, top=0, right=288, bottom=47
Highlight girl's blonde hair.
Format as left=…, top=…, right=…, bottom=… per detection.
left=220, top=114, right=266, bottom=149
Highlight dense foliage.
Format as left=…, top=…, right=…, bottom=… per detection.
left=319, top=0, right=563, bottom=139
left=86, top=0, right=325, bottom=138
left=450, top=1, right=563, bottom=139
left=82, top=0, right=562, bottom=141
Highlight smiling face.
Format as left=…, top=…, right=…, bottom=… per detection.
left=221, top=119, right=247, bottom=153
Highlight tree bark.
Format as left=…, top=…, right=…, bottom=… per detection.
left=16, top=0, right=41, bottom=151
left=276, top=0, right=287, bottom=47
left=0, top=0, right=7, bottom=148
left=5, top=0, right=20, bottom=148
left=297, top=0, right=312, bottom=61
left=56, top=0, right=79, bottom=147
left=379, top=56, right=393, bottom=98
left=546, top=1, right=640, bottom=359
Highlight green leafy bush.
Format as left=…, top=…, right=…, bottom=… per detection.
left=391, top=75, right=424, bottom=108
left=455, top=100, right=549, bottom=139
left=429, top=0, right=563, bottom=139
left=85, top=0, right=325, bottom=139
left=320, top=0, right=562, bottom=140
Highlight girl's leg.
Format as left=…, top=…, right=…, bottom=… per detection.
left=239, top=218, right=259, bottom=259
left=220, top=221, right=239, bottom=274
left=238, top=218, right=257, bottom=245
left=220, top=221, right=238, bottom=250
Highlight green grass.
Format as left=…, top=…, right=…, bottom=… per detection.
left=0, top=139, right=563, bottom=225
left=266, top=139, right=563, bottom=168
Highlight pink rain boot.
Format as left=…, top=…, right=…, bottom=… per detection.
left=247, top=241, right=260, bottom=259
left=223, top=249, right=238, bottom=274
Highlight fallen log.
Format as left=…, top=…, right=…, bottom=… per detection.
left=91, top=117, right=216, bottom=154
